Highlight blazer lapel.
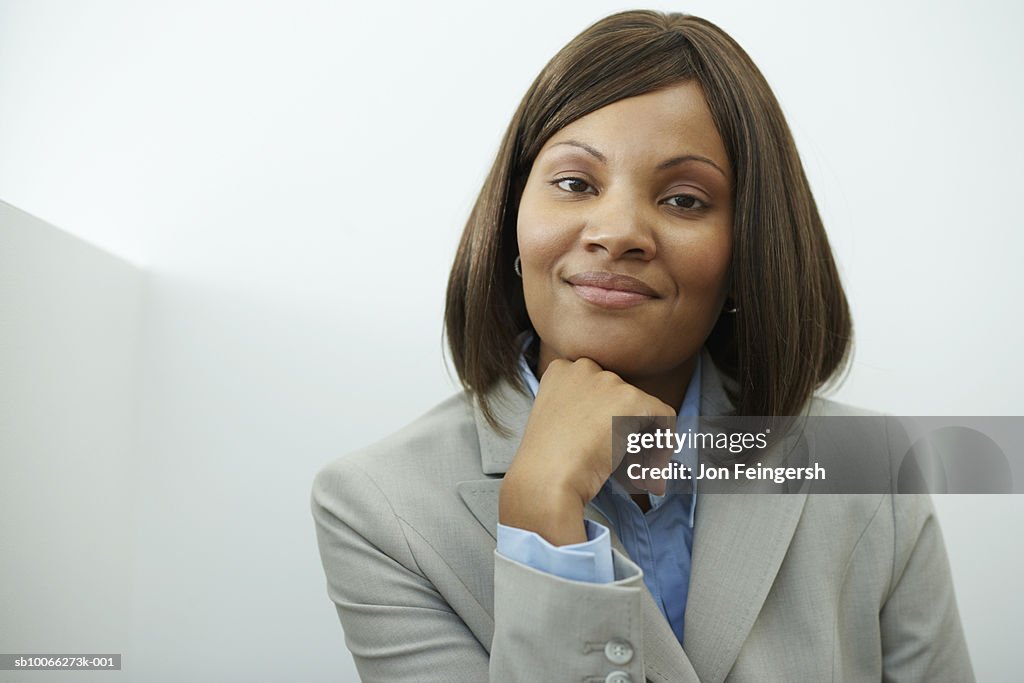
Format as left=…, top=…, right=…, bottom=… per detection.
left=683, top=492, right=806, bottom=683
left=682, top=355, right=809, bottom=683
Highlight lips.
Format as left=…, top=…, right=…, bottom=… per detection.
left=565, top=271, right=660, bottom=308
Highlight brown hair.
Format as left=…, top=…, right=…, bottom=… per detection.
left=445, top=10, right=852, bottom=430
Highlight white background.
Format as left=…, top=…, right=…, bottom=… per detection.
left=0, top=1, right=1021, bottom=681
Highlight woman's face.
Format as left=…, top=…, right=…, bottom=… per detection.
left=517, top=80, right=734, bottom=390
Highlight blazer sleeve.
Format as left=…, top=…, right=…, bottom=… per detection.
left=880, top=493, right=975, bottom=683
left=312, top=458, right=649, bottom=682
left=312, top=459, right=492, bottom=681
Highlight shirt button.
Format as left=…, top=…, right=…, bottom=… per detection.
left=605, top=672, right=633, bottom=683
left=604, top=639, right=634, bottom=665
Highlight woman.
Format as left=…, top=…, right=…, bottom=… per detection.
left=312, top=10, right=973, bottom=682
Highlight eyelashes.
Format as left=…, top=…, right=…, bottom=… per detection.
left=663, top=194, right=707, bottom=210
left=553, top=177, right=593, bottom=194
left=548, top=176, right=710, bottom=212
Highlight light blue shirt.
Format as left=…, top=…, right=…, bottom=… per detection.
left=496, top=339, right=700, bottom=645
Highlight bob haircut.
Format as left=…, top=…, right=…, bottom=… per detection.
left=445, top=9, right=852, bottom=431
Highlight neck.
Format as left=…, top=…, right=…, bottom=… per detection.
left=620, top=358, right=696, bottom=412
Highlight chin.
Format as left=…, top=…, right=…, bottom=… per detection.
left=558, top=337, right=662, bottom=376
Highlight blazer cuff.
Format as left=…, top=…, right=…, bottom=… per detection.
left=491, top=548, right=645, bottom=681
left=497, top=518, right=614, bottom=583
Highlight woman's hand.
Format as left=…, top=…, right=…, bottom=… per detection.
left=498, top=357, right=676, bottom=545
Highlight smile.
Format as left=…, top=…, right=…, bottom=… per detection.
left=566, top=271, right=659, bottom=309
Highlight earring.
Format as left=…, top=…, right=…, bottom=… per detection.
left=724, top=298, right=738, bottom=314
left=513, top=256, right=522, bottom=277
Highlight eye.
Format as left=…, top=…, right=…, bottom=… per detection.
left=551, top=177, right=595, bottom=194
left=663, top=194, right=708, bottom=211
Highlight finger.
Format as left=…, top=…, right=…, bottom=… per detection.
left=641, top=446, right=674, bottom=496
left=611, top=454, right=646, bottom=494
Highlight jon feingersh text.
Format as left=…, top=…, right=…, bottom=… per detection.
left=626, top=461, right=827, bottom=484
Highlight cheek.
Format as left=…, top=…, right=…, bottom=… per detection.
left=516, top=192, right=574, bottom=333
left=516, top=195, right=573, bottom=265
left=670, top=232, right=733, bottom=299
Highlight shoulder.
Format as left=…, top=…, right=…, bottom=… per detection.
left=805, top=394, right=910, bottom=455
left=328, top=389, right=480, bottom=475
left=806, top=395, right=884, bottom=417
left=806, top=394, right=916, bottom=457
left=311, top=389, right=488, bottom=527
left=802, top=396, right=937, bottom=560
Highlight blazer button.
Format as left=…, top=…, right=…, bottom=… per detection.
left=604, top=639, right=634, bottom=665
left=605, top=672, right=632, bottom=683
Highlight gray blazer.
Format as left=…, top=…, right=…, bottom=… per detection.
left=312, top=353, right=974, bottom=682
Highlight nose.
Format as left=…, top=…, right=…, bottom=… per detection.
left=580, top=191, right=657, bottom=260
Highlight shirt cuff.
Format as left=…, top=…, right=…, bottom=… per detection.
left=496, top=518, right=614, bottom=583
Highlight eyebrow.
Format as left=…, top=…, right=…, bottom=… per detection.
left=549, top=139, right=729, bottom=180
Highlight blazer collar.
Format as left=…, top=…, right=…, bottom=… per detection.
left=461, top=350, right=806, bottom=683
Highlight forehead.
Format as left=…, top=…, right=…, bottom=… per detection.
left=539, top=81, right=730, bottom=176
